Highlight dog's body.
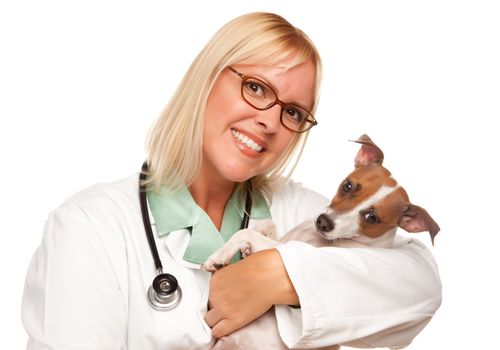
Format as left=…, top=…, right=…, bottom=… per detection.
left=203, top=135, right=440, bottom=350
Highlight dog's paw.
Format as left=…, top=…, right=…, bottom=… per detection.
left=202, top=253, right=228, bottom=272
left=202, top=245, right=239, bottom=272
left=201, top=260, right=224, bottom=273
left=240, top=245, right=252, bottom=259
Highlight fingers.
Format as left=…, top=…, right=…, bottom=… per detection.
left=204, top=307, right=221, bottom=328
left=205, top=308, right=241, bottom=339
left=211, top=318, right=233, bottom=339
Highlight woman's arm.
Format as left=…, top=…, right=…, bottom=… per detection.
left=274, top=239, right=441, bottom=349
left=205, top=239, right=441, bottom=348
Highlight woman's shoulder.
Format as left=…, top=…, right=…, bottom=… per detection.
left=44, top=172, right=140, bottom=242
left=48, top=173, right=141, bottom=238
left=271, top=179, right=328, bottom=204
left=269, top=178, right=329, bottom=233
left=62, top=173, right=139, bottom=212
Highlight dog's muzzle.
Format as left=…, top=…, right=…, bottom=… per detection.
left=315, top=214, right=334, bottom=233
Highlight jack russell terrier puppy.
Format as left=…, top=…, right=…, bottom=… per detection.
left=203, top=134, right=440, bottom=350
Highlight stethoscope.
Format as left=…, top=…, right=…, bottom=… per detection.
left=139, top=162, right=253, bottom=311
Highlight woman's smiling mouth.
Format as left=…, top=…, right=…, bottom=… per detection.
left=231, top=129, right=266, bottom=154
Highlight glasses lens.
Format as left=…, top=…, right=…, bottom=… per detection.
left=238, top=73, right=316, bottom=133
left=241, top=78, right=276, bottom=109
left=281, top=105, right=315, bottom=132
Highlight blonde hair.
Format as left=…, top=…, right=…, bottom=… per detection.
left=144, top=12, right=322, bottom=198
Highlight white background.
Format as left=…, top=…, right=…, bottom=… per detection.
left=1, top=0, right=499, bottom=348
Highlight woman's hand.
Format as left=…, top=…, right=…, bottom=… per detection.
left=204, top=248, right=299, bottom=338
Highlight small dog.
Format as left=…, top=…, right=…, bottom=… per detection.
left=203, top=134, right=440, bottom=350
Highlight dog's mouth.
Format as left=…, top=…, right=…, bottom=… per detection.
left=315, top=229, right=332, bottom=240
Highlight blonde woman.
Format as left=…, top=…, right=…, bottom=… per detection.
left=22, top=12, right=441, bottom=349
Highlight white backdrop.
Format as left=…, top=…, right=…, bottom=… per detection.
left=1, top=1, right=499, bottom=348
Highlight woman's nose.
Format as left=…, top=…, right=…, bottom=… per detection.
left=254, top=105, right=282, bottom=133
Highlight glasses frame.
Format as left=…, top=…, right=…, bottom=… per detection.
left=228, top=67, right=318, bottom=133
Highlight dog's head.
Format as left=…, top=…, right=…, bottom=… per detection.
left=315, top=134, right=440, bottom=245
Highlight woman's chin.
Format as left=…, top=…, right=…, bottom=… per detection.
left=225, top=172, right=254, bottom=184
left=219, top=164, right=259, bottom=184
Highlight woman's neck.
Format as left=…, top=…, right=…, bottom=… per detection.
left=188, top=173, right=235, bottom=231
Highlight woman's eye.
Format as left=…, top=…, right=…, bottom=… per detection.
left=363, top=211, right=380, bottom=224
left=283, top=106, right=304, bottom=123
left=341, top=179, right=354, bottom=194
left=244, top=81, right=266, bottom=97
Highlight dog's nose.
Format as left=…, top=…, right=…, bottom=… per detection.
left=315, top=214, right=334, bottom=232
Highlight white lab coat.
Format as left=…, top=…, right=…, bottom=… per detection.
left=22, top=174, right=442, bottom=349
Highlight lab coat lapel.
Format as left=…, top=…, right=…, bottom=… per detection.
left=164, top=229, right=202, bottom=269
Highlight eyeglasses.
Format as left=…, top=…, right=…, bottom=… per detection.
left=228, top=67, right=318, bottom=133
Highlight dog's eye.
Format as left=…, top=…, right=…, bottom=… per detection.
left=363, top=211, right=380, bottom=224
left=341, top=179, right=354, bottom=194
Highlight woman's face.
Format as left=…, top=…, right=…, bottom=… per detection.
left=202, top=60, right=316, bottom=184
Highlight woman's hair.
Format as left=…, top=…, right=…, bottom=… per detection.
left=144, top=12, right=322, bottom=198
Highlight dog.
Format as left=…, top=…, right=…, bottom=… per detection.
left=202, top=134, right=440, bottom=350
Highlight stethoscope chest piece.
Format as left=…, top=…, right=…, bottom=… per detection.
left=147, top=272, right=182, bottom=311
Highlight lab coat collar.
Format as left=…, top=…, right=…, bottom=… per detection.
left=146, top=184, right=271, bottom=265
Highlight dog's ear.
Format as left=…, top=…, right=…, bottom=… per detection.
left=352, top=134, right=384, bottom=168
left=399, top=204, right=440, bottom=245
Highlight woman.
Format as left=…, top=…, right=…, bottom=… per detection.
left=22, top=12, right=441, bottom=349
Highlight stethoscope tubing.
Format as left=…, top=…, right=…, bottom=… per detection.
left=139, top=161, right=252, bottom=311
left=139, top=162, right=164, bottom=274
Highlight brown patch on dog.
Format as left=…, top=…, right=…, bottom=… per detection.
left=330, top=165, right=398, bottom=214
left=359, top=187, right=410, bottom=238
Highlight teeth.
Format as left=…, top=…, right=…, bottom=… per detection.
left=231, top=130, right=264, bottom=152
